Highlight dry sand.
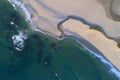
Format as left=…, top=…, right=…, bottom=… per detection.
left=22, top=0, right=120, bottom=38
left=19, top=0, right=120, bottom=70
left=62, top=19, right=120, bottom=69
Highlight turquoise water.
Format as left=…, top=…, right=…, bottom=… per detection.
left=0, top=0, right=119, bottom=80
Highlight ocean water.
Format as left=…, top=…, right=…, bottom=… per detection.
left=0, top=0, right=119, bottom=80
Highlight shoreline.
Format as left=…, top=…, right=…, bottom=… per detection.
left=60, top=15, right=120, bottom=49
left=57, top=17, right=120, bottom=78
left=64, top=34, right=120, bottom=78
left=8, top=0, right=120, bottom=79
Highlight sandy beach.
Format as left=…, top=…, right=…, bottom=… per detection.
left=22, top=0, right=120, bottom=38
left=62, top=19, right=120, bottom=69
left=10, top=0, right=120, bottom=76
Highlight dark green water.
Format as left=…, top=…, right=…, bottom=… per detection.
left=0, top=0, right=119, bottom=80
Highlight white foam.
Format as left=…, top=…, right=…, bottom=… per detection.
left=8, top=0, right=61, bottom=39
left=10, top=21, right=14, bottom=25
left=34, top=28, right=59, bottom=39
left=8, top=0, right=16, bottom=9
left=74, top=39, right=120, bottom=80
left=9, top=0, right=31, bottom=22
left=12, top=30, right=28, bottom=50
left=15, top=47, right=22, bottom=51
left=8, top=0, right=120, bottom=78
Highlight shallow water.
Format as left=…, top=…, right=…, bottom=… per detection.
left=0, top=0, right=119, bottom=80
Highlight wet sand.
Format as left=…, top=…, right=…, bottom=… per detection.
left=62, top=19, right=120, bottom=70
left=20, top=0, right=120, bottom=38
left=11, top=0, right=120, bottom=73
left=23, top=0, right=120, bottom=38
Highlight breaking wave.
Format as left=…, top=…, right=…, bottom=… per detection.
left=8, top=0, right=120, bottom=79
left=74, top=38, right=120, bottom=80
left=12, top=30, right=28, bottom=51
left=8, top=0, right=31, bottom=22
